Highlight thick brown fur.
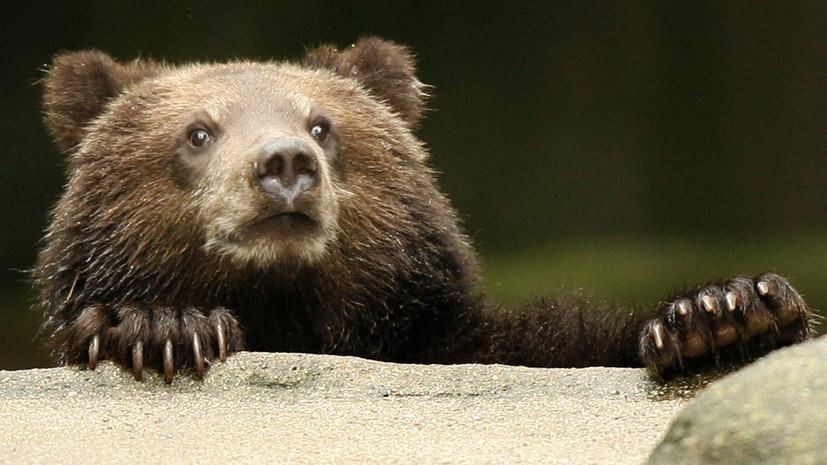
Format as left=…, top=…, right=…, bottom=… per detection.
left=35, top=37, right=814, bottom=382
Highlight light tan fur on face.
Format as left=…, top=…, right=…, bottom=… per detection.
left=88, top=62, right=369, bottom=268
left=48, top=50, right=430, bottom=275
left=167, top=65, right=352, bottom=267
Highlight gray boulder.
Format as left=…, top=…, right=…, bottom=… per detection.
left=648, top=335, right=827, bottom=465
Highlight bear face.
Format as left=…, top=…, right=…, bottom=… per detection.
left=112, top=65, right=350, bottom=268
left=36, top=38, right=813, bottom=382
left=52, top=59, right=413, bottom=269
left=43, top=42, right=448, bottom=278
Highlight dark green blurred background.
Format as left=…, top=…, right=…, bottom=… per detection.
left=2, top=2, right=825, bottom=369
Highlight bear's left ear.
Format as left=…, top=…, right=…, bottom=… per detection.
left=303, top=37, right=430, bottom=125
left=42, top=50, right=161, bottom=151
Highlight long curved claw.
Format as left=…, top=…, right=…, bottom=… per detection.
left=215, top=321, right=227, bottom=362
left=131, top=341, right=144, bottom=381
left=192, top=333, right=206, bottom=378
left=88, top=334, right=100, bottom=370
left=651, top=321, right=666, bottom=350
left=163, top=339, right=174, bottom=384
left=675, top=299, right=691, bottom=318
left=756, top=280, right=771, bottom=296
left=757, top=273, right=809, bottom=328
left=701, top=294, right=718, bottom=314
left=725, top=291, right=740, bottom=312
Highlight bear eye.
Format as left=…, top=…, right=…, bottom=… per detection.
left=310, top=121, right=330, bottom=143
left=187, top=128, right=213, bottom=148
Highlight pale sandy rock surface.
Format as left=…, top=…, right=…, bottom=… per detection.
left=0, top=352, right=690, bottom=465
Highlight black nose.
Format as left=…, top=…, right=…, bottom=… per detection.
left=254, top=138, right=319, bottom=202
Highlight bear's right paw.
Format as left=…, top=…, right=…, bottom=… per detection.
left=58, top=304, right=243, bottom=383
left=639, top=272, right=814, bottom=378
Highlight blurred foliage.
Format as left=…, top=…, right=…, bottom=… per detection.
left=483, top=232, right=827, bottom=316
left=0, top=288, right=48, bottom=369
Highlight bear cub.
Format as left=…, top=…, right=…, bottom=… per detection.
left=35, top=38, right=814, bottom=383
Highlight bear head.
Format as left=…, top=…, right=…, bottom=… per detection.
left=41, top=38, right=433, bottom=272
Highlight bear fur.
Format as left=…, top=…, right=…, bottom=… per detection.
left=35, top=38, right=814, bottom=382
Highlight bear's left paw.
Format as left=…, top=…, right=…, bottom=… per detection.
left=639, top=272, right=814, bottom=377
left=62, top=304, right=243, bottom=383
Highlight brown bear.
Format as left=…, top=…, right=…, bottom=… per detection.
left=35, top=37, right=813, bottom=383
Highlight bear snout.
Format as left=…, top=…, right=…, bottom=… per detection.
left=253, top=138, right=320, bottom=209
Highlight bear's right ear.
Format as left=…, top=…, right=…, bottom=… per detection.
left=42, top=50, right=160, bottom=150
left=303, top=37, right=430, bottom=126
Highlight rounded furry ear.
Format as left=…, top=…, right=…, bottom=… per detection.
left=303, top=37, right=430, bottom=125
left=42, top=50, right=161, bottom=151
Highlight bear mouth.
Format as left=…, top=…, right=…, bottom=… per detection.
left=209, top=210, right=329, bottom=264
left=222, top=210, right=324, bottom=249
left=249, top=212, right=318, bottom=236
